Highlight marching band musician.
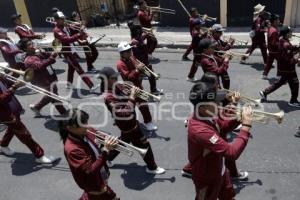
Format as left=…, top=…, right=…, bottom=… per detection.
left=52, top=11, right=99, bottom=92
left=0, top=27, right=24, bottom=71
left=18, top=38, right=67, bottom=116
left=210, top=24, right=235, bottom=54
left=260, top=26, right=300, bottom=107
left=12, top=14, right=45, bottom=40
left=70, top=11, right=99, bottom=72
left=182, top=8, right=206, bottom=61
left=187, top=81, right=253, bottom=200
left=99, top=67, right=165, bottom=174
left=241, top=4, right=268, bottom=64
left=0, top=75, right=57, bottom=164
left=262, top=14, right=280, bottom=79
left=186, top=19, right=207, bottom=82
left=137, top=0, right=158, bottom=60
left=116, top=41, right=158, bottom=131
left=196, top=38, right=231, bottom=89
left=129, top=23, right=163, bottom=95
left=58, top=108, right=120, bottom=200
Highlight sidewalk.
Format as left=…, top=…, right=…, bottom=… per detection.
left=7, top=26, right=300, bottom=49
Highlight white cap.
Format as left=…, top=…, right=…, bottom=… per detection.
left=117, top=41, right=132, bottom=52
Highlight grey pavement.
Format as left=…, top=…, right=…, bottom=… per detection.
left=0, top=50, right=300, bottom=200
left=6, top=25, right=300, bottom=49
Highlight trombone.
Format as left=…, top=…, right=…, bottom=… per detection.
left=223, top=89, right=261, bottom=107
left=142, top=27, right=156, bottom=38
left=46, top=17, right=84, bottom=31
left=0, top=63, right=69, bottom=103
left=147, top=6, right=176, bottom=15
left=121, top=82, right=161, bottom=102
left=223, top=36, right=248, bottom=46
left=87, top=129, right=148, bottom=158
left=131, top=57, right=161, bottom=80
left=214, top=50, right=250, bottom=59
left=37, top=39, right=91, bottom=53
left=198, top=14, right=217, bottom=22
left=219, top=106, right=284, bottom=124
left=0, top=62, right=34, bottom=82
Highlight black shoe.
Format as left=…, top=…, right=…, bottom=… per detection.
left=259, top=91, right=267, bottom=102
left=182, top=56, right=192, bottom=61
left=288, top=101, right=300, bottom=108
left=295, top=128, right=300, bottom=138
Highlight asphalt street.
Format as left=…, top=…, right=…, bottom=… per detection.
left=0, top=49, right=300, bottom=200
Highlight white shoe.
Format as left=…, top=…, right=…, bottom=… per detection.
left=231, top=171, right=249, bottom=181
left=35, top=155, right=57, bottom=164
left=90, top=83, right=101, bottom=93
left=181, top=170, right=192, bottom=177
left=186, top=77, right=196, bottom=82
left=29, top=104, right=41, bottom=117
left=0, top=146, right=15, bottom=156
left=233, top=124, right=242, bottom=132
left=107, top=161, right=114, bottom=168
left=145, top=122, right=158, bottom=131
left=146, top=166, right=165, bottom=175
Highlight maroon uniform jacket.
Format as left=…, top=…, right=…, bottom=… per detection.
left=188, top=114, right=250, bottom=188
left=104, top=89, right=138, bottom=133
left=277, top=38, right=299, bottom=76
left=0, top=38, right=22, bottom=67
left=211, top=35, right=232, bottom=51
left=199, top=53, right=229, bottom=75
left=0, top=77, right=23, bottom=123
left=64, top=130, right=110, bottom=193
left=116, top=56, right=142, bottom=87
left=15, top=24, right=40, bottom=40
left=24, top=52, right=57, bottom=88
left=267, top=26, right=279, bottom=53
left=53, top=25, right=81, bottom=54
left=251, top=16, right=266, bottom=43
left=131, top=35, right=149, bottom=65
left=189, top=17, right=196, bottom=36
left=138, top=9, right=153, bottom=28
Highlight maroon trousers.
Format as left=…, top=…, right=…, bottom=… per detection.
left=0, top=119, right=44, bottom=158
left=183, top=42, right=193, bottom=58
left=147, top=64, right=157, bottom=92
left=79, top=186, right=118, bottom=200
left=84, top=44, right=99, bottom=71
left=263, top=52, right=278, bottom=76
left=195, top=170, right=235, bottom=200
left=188, top=57, right=200, bottom=79
left=137, top=102, right=152, bottom=124
left=64, top=53, right=94, bottom=89
left=109, top=124, right=157, bottom=170
left=34, top=83, right=67, bottom=115
left=146, top=35, right=158, bottom=55
left=264, top=72, right=299, bottom=102
left=245, top=38, right=268, bottom=64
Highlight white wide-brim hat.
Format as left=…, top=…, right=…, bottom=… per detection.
left=254, top=4, right=265, bottom=15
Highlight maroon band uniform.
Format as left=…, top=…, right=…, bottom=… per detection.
left=103, top=89, right=158, bottom=170
left=263, top=25, right=279, bottom=76
left=137, top=9, right=157, bottom=55
left=64, top=129, right=118, bottom=200
left=0, top=38, right=23, bottom=70
left=243, top=15, right=268, bottom=64
left=15, top=24, right=40, bottom=40
left=0, top=77, right=44, bottom=158
left=116, top=56, right=153, bottom=124
left=23, top=52, right=67, bottom=114
left=53, top=25, right=94, bottom=88
left=188, top=114, right=251, bottom=200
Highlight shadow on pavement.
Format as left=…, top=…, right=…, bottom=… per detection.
left=233, top=179, right=263, bottom=194
left=265, top=100, right=300, bottom=113
left=139, top=123, right=171, bottom=142
left=14, top=87, right=38, bottom=96
left=112, top=163, right=175, bottom=191
left=54, top=69, right=66, bottom=75
left=10, top=152, right=61, bottom=176
left=44, top=118, right=59, bottom=133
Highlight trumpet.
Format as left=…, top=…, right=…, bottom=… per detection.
left=0, top=62, right=34, bottom=82
left=223, top=36, right=248, bottom=46
left=131, top=57, right=160, bottom=80
left=215, top=50, right=250, bottom=59
left=0, top=63, right=69, bottom=103
left=121, top=82, right=161, bottom=102
left=147, top=6, right=176, bottom=15
left=87, top=129, right=148, bottom=158
left=198, top=14, right=217, bottom=22
left=223, top=89, right=261, bottom=107
left=219, top=106, right=284, bottom=124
